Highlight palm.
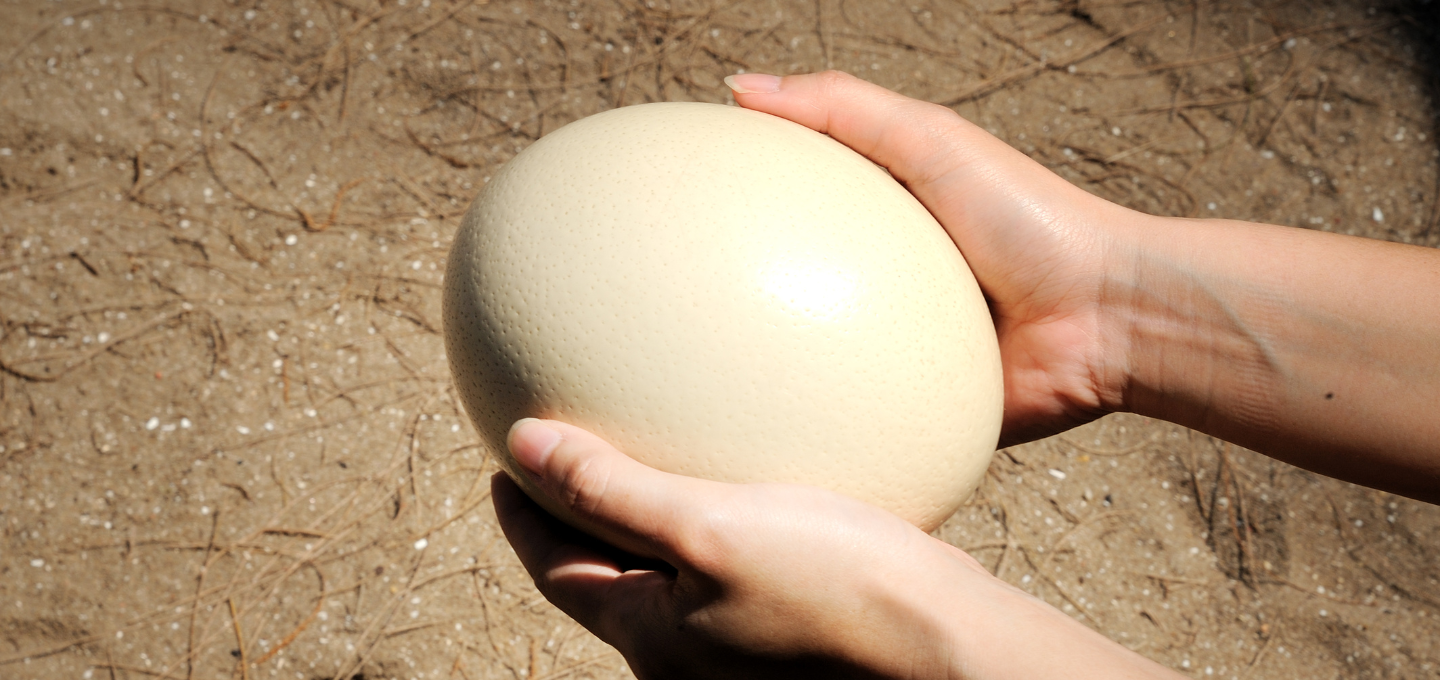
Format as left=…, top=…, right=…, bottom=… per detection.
left=736, top=71, right=1127, bottom=446
left=993, top=309, right=1110, bottom=444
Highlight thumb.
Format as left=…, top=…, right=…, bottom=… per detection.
left=507, top=418, right=710, bottom=562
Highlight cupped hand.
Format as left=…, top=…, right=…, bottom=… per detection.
left=494, top=418, right=1187, bottom=680
left=728, top=71, right=1141, bottom=445
left=493, top=418, right=999, bottom=679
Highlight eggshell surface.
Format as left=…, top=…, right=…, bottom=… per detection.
left=444, top=102, right=1002, bottom=531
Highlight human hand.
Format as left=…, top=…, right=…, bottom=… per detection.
left=493, top=418, right=986, bottom=679
left=724, top=72, right=1440, bottom=499
left=726, top=71, right=1142, bottom=446
left=494, top=418, right=1187, bottom=680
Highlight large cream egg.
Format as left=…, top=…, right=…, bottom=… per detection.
left=444, top=102, right=1002, bottom=532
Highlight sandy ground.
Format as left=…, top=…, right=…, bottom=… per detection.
left=1, top=0, right=1438, bottom=678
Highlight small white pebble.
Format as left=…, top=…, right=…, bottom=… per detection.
left=1048, top=469, right=1066, bottom=480
left=414, top=538, right=428, bottom=550
left=1372, top=207, right=1384, bottom=222
left=267, top=330, right=280, bottom=342
left=236, top=425, right=251, bottom=435
left=97, top=332, right=111, bottom=343
left=1189, top=547, right=1200, bottom=555
left=200, top=506, right=210, bottom=515
left=451, top=424, right=460, bottom=432
left=284, top=234, right=298, bottom=246
left=1207, top=202, right=1217, bottom=211
left=180, top=418, right=192, bottom=429
left=30, top=558, right=44, bottom=568
left=145, top=417, right=160, bottom=431
left=1319, top=609, right=1328, bottom=617
left=263, top=421, right=274, bottom=431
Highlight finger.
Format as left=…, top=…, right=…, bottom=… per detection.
left=492, top=472, right=622, bottom=612
left=492, top=473, right=675, bottom=642
left=507, top=418, right=716, bottom=563
left=724, top=70, right=997, bottom=192
left=723, top=70, right=1103, bottom=245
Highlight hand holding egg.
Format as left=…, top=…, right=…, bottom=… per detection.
left=444, top=71, right=1165, bottom=680
left=462, top=69, right=1440, bottom=680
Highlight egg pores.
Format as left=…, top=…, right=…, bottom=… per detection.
left=444, top=102, right=1002, bottom=532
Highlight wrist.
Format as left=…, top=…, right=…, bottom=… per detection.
left=1097, top=212, right=1283, bottom=433
left=928, top=563, right=1185, bottom=680
left=870, top=546, right=1012, bottom=680
left=1037, top=200, right=1169, bottom=421
left=853, top=539, right=1177, bottom=680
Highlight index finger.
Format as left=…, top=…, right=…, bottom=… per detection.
left=492, top=472, right=676, bottom=642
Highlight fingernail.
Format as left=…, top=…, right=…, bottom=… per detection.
left=508, top=419, right=562, bottom=476
left=724, top=73, right=781, bottom=94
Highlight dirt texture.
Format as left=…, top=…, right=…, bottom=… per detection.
left=1, top=0, right=1438, bottom=679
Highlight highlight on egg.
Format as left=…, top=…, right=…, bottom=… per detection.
left=443, top=102, right=1003, bottom=532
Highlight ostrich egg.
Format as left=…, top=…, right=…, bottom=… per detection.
left=443, top=102, right=1002, bottom=532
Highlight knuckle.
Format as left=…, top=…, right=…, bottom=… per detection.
left=529, top=548, right=600, bottom=624
left=916, top=106, right=965, bottom=147
left=668, top=496, right=740, bottom=570
left=920, top=100, right=964, bottom=126
left=553, top=453, right=613, bottom=521
left=531, top=563, right=565, bottom=600
left=816, top=69, right=855, bottom=92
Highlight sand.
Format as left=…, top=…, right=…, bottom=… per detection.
left=1, top=0, right=1437, bottom=678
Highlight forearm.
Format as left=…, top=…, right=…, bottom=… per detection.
left=903, top=560, right=1184, bottom=680
left=1108, top=213, right=1440, bottom=502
